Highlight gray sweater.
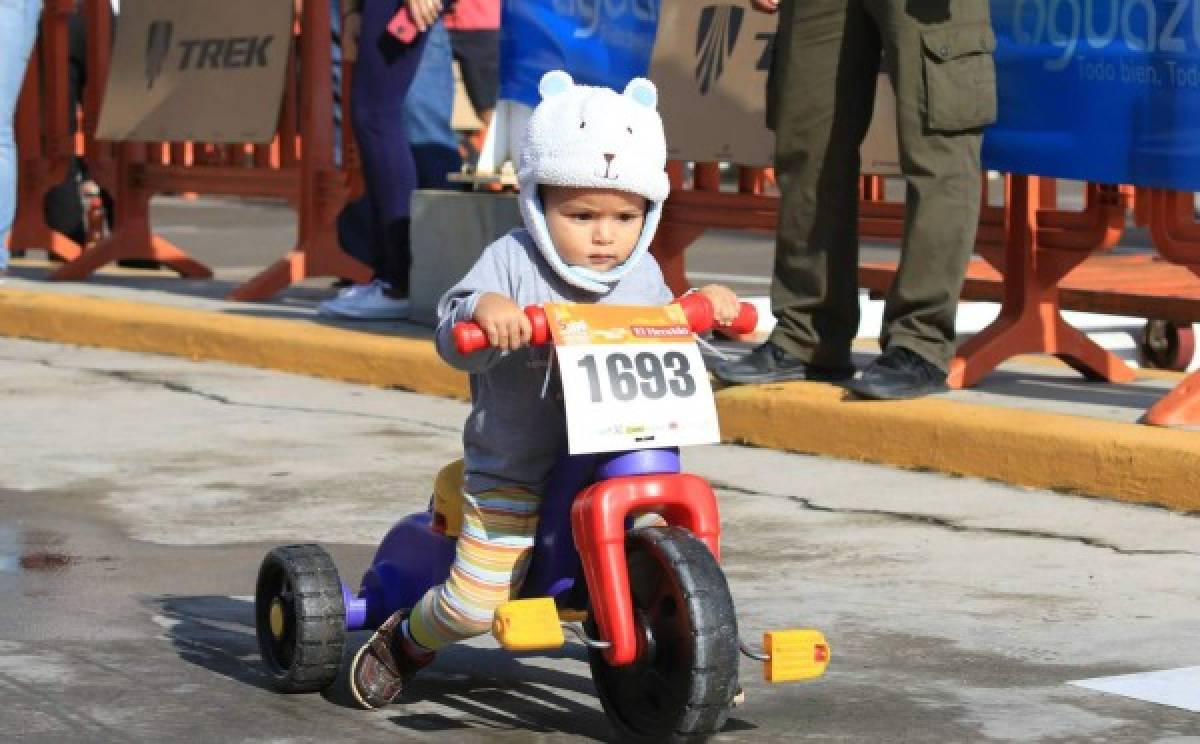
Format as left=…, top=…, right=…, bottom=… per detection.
left=435, top=228, right=674, bottom=495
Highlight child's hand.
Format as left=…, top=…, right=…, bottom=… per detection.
left=474, top=293, right=532, bottom=351
left=697, top=284, right=741, bottom=326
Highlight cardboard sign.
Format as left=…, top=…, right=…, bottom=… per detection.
left=96, top=0, right=293, bottom=144
left=545, top=303, right=720, bottom=455
left=649, top=0, right=899, bottom=173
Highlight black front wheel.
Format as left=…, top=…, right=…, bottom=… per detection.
left=588, top=527, right=740, bottom=743
left=254, top=544, right=346, bottom=693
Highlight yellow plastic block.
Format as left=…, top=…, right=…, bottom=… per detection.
left=492, top=598, right=566, bottom=652
left=763, top=629, right=830, bottom=683
left=431, top=459, right=466, bottom=537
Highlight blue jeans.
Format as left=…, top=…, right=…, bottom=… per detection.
left=0, top=0, right=41, bottom=270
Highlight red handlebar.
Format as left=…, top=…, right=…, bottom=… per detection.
left=452, top=295, right=757, bottom=355
left=675, top=292, right=758, bottom=337
left=453, top=305, right=551, bottom=355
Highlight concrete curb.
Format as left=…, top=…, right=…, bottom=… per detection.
left=718, top=383, right=1200, bottom=512
left=0, top=289, right=470, bottom=401
left=3, top=288, right=1198, bottom=511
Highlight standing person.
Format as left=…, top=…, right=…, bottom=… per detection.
left=0, top=0, right=43, bottom=280
left=714, top=0, right=996, bottom=399
left=320, top=0, right=442, bottom=320
left=334, top=14, right=462, bottom=274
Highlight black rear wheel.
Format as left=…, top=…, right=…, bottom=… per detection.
left=1138, top=319, right=1196, bottom=371
left=588, top=527, right=739, bottom=743
left=254, top=544, right=346, bottom=693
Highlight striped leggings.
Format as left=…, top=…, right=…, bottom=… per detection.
left=408, top=488, right=541, bottom=650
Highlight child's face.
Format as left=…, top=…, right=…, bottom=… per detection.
left=542, top=186, right=646, bottom=273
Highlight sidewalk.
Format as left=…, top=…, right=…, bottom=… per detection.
left=2, top=197, right=1198, bottom=511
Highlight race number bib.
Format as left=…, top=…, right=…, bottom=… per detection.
left=546, top=303, right=720, bottom=455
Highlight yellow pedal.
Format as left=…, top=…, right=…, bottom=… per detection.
left=763, top=629, right=830, bottom=683
left=492, top=598, right=566, bottom=652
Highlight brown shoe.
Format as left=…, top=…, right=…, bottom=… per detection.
left=350, top=611, right=434, bottom=709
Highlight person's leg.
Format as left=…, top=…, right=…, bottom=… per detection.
left=0, top=0, right=43, bottom=272
left=352, top=487, right=540, bottom=707
left=769, top=0, right=879, bottom=368
left=350, top=0, right=429, bottom=297
left=715, top=0, right=879, bottom=384
left=407, top=487, right=540, bottom=650
left=869, top=0, right=992, bottom=370
left=44, top=11, right=87, bottom=251
left=403, top=19, right=462, bottom=189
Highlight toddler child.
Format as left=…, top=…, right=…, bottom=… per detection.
left=352, top=69, right=740, bottom=708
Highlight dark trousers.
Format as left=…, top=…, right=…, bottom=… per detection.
left=768, top=0, right=996, bottom=370
left=350, top=0, right=430, bottom=294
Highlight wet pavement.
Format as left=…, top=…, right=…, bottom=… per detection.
left=2, top=337, right=1199, bottom=742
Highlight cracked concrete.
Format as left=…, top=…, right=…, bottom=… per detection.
left=2, top=337, right=1199, bottom=742
left=710, top=481, right=1200, bottom=557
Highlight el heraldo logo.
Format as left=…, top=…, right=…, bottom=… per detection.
left=145, top=20, right=173, bottom=89
left=694, top=5, right=745, bottom=95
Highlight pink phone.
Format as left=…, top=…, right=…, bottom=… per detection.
left=386, top=7, right=419, bottom=44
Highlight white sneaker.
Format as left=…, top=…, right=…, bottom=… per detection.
left=319, top=281, right=374, bottom=316
left=319, top=280, right=411, bottom=320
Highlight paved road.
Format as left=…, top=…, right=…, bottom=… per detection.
left=2, top=338, right=1198, bottom=742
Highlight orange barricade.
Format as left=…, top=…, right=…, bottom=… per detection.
left=1140, top=189, right=1200, bottom=426
left=946, top=176, right=1135, bottom=388
left=650, top=162, right=1142, bottom=388
left=9, top=0, right=82, bottom=263
left=39, top=0, right=370, bottom=299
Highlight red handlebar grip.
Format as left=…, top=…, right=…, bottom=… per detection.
left=453, top=322, right=489, bottom=354
left=676, top=293, right=758, bottom=335
left=526, top=306, right=550, bottom=345
left=453, top=306, right=551, bottom=355
left=724, top=302, right=758, bottom=335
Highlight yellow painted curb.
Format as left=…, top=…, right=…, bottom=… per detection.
left=3, top=288, right=1198, bottom=511
left=0, top=289, right=470, bottom=401
left=716, top=383, right=1200, bottom=512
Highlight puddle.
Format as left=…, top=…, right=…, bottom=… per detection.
left=0, top=526, right=112, bottom=574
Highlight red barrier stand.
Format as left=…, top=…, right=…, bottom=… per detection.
left=947, top=176, right=1135, bottom=388
left=1141, top=189, right=1200, bottom=426
left=42, top=0, right=370, bottom=299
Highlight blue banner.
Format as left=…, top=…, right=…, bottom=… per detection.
left=985, top=0, right=1200, bottom=190
left=499, top=0, right=660, bottom=108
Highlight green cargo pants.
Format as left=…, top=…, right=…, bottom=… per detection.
left=766, top=0, right=996, bottom=371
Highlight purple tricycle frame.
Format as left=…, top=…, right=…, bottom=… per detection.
left=341, top=447, right=682, bottom=632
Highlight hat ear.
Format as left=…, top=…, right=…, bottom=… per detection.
left=623, top=77, right=658, bottom=109
left=539, top=70, right=574, bottom=100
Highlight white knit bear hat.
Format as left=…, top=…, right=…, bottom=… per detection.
left=517, top=70, right=669, bottom=293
